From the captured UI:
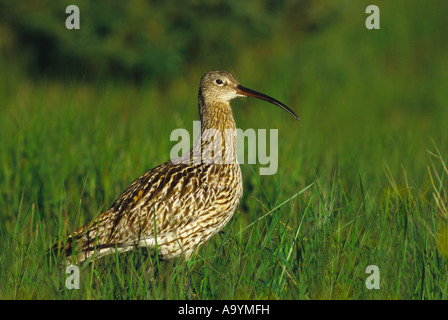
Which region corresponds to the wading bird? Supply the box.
[54,70,299,264]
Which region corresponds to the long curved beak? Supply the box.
[235,84,300,120]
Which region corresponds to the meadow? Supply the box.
[0,1,447,299]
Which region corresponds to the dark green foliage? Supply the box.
[0,0,320,81]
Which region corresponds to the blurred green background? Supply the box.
[1,0,448,299]
[1,0,339,81]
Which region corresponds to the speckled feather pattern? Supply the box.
[60,71,245,263]
[67,160,242,262]
[57,70,298,264]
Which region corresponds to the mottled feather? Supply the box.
[53,70,297,264]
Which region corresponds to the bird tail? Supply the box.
[49,209,133,264]
[49,233,82,265]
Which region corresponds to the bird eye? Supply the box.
[215,79,223,85]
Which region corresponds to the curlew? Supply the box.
[54,70,299,264]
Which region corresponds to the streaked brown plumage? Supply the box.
[55,70,299,264]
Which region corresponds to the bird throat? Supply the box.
[194,99,238,165]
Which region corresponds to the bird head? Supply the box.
[199,70,299,120]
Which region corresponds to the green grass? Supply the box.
[1,1,448,299]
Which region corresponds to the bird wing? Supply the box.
[62,161,240,261]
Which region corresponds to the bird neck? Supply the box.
[199,97,237,131]
[193,96,238,165]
